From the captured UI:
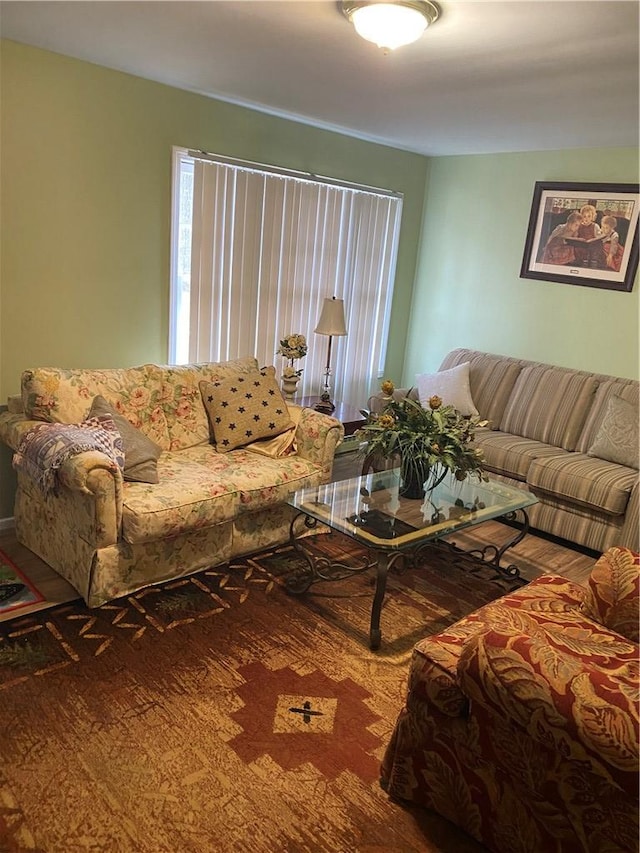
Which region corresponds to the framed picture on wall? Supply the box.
[520,181,639,292]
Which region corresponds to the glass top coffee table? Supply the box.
[286,467,538,650]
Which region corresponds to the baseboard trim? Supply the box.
[0,517,15,532]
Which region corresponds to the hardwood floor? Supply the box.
[441,520,596,585]
[0,451,598,623]
[0,531,79,622]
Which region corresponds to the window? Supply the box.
[169,148,402,407]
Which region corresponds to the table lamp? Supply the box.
[314,296,347,413]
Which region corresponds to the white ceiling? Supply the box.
[1,0,638,156]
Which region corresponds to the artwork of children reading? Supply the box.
[541,204,624,272]
[520,182,639,292]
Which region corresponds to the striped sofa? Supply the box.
[370,349,639,553]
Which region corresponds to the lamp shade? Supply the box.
[314,297,348,337]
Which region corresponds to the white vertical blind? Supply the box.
[174,150,402,408]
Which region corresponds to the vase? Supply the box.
[399,460,448,500]
[400,460,429,500]
[281,374,301,400]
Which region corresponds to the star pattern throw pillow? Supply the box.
[199,372,294,452]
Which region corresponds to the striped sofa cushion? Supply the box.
[526,497,627,554]
[439,349,522,429]
[501,366,598,451]
[474,429,566,481]
[528,453,637,516]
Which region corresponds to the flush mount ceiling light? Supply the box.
[342,0,440,51]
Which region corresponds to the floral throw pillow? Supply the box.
[199,372,293,452]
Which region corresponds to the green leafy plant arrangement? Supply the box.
[358,381,488,494]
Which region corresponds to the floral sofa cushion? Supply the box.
[20,357,267,454]
[21,365,171,449]
[120,444,320,545]
[406,575,588,719]
[149,356,262,451]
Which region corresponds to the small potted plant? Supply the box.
[277,333,308,398]
[358,381,488,499]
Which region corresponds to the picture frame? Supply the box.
[520,181,639,292]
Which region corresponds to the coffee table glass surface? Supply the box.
[286,468,538,649]
[287,467,537,550]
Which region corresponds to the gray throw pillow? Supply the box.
[89,395,162,483]
[587,394,639,469]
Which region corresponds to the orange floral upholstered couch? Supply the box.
[380,546,640,853]
[0,357,343,607]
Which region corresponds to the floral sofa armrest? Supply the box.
[406,634,469,717]
[58,452,124,548]
[458,626,640,795]
[0,412,41,452]
[581,546,640,642]
[293,406,344,483]
[0,412,123,548]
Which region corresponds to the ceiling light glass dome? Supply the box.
[342,1,440,51]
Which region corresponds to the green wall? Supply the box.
[0,40,428,392]
[1,40,638,522]
[0,40,428,518]
[404,149,639,383]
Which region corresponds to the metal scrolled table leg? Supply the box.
[285,510,377,595]
[284,511,319,593]
[453,508,530,582]
[369,550,405,650]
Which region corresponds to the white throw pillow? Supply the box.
[416,362,479,416]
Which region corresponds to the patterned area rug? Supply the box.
[0,549,44,616]
[0,533,520,852]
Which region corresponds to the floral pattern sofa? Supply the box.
[380,546,640,853]
[0,357,343,606]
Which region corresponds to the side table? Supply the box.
[297,396,366,437]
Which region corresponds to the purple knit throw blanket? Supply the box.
[13,415,125,496]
